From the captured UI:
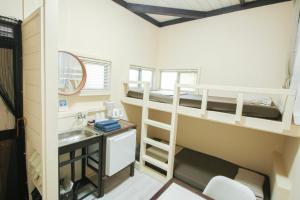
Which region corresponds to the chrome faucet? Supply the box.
[75,112,87,120]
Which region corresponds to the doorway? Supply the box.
[0,15,28,200]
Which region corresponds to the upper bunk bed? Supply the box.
[122,82,299,137]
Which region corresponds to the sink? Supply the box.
[59,128,98,147]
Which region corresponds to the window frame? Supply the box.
[159,69,200,91]
[79,56,111,96]
[129,65,155,88]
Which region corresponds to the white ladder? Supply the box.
[139,83,179,181]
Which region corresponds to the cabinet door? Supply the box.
[106,129,136,176]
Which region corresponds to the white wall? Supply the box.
[0,0,22,19]
[149,2,294,175]
[58,0,295,175]
[58,0,158,110]
[23,2,59,199]
[0,0,44,20]
[23,0,43,19]
[283,137,300,200]
[157,2,294,88]
[57,0,159,189]
[23,9,44,194]
[43,1,59,198]
[59,1,298,199]
[58,1,295,110]
[282,2,300,200]
[1,0,299,199]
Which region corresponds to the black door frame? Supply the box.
[0,16,28,200]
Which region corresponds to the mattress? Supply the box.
[174,148,238,191]
[135,145,270,200]
[127,90,282,121]
[174,148,270,200]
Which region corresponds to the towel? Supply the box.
[95,121,121,132]
[234,168,265,199]
[100,123,121,132]
[94,120,118,129]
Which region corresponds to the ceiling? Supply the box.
[113,0,291,27]
[126,0,257,22]
[147,14,179,22]
[126,0,253,12]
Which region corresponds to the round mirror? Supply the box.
[58,51,86,95]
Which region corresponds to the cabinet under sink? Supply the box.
[88,129,136,177]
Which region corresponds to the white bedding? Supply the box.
[243,95,272,106]
[234,168,265,200]
[158,183,206,200]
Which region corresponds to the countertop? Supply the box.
[87,120,136,137]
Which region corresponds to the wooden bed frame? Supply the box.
[122,81,298,182]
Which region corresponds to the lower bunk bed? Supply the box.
[136,144,270,200]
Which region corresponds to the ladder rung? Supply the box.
[146,101,173,112]
[142,155,168,171]
[144,119,171,131]
[144,138,170,151]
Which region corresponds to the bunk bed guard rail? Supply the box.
[123,82,296,133]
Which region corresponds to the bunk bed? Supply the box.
[122,81,297,198]
[127,89,282,121]
[135,144,271,200]
[123,82,297,135]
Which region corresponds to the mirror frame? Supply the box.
[58,51,87,96]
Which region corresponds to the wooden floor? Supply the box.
[79,168,163,200]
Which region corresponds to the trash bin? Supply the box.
[59,178,74,200]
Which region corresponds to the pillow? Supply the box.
[243,95,272,106]
[234,168,265,199]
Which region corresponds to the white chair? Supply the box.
[203,176,256,200]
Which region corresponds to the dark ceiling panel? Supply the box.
[112,0,292,27]
[127,3,207,19]
[112,0,160,27]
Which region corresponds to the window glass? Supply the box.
[129,67,153,88]
[141,70,153,87]
[129,69,139,82]
[160,71,177,90]
[76,56,111,95]
[179,72,197,91]
[129,68,139,88]
[160,70,198,91]
[84,63,105,90]
[179,72,197,85]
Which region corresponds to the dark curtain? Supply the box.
[0,19,15,114]
[0,15,28,200]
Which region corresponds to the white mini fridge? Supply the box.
[88,129,136,176]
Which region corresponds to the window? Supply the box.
[79,56,111,96]
[160,71,177,90]
[160,69,198,91]
[129,65,154,88]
